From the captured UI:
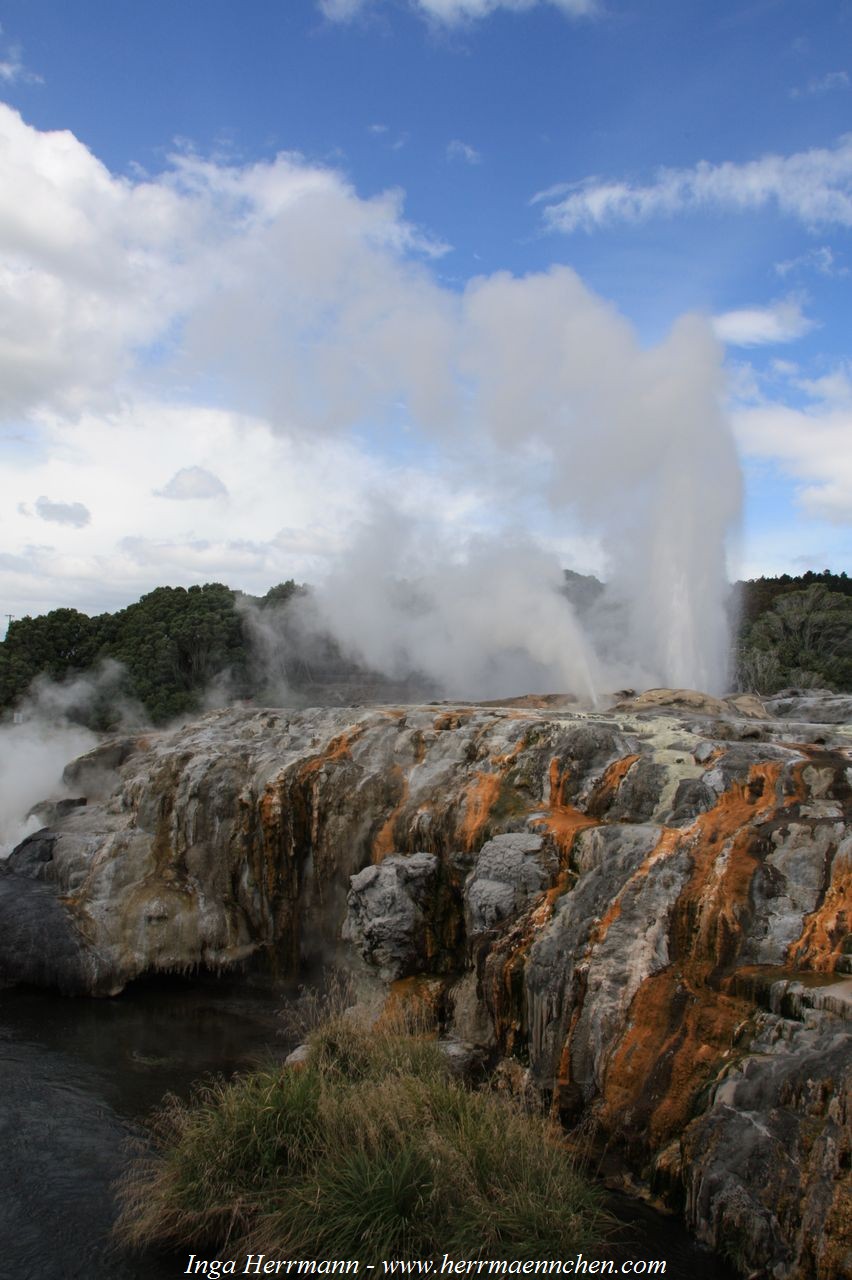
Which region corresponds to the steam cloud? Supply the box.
[0,662,145,857]
[195,258,741,698]
[1,105,744,709]
[253,276,740,701]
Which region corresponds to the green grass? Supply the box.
[115,1015,613,1263]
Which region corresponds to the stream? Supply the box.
[0,973,736,1280]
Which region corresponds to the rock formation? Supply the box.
[1,692,849,1278]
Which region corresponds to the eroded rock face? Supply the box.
[1,691,850,1278]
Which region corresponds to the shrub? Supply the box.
[116,1016,612,1263]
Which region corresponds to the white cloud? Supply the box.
[733,367,852,524]
[154,466,228,500]
[367,122,409,151]
[536,135,852,233]
[0,27,41,85]
[712,296,816,347]
[790,70,850,99]
[33,496,91,527]
[774,245,847,278]
[0,102,448,426]
[319,0,596,23]
[318,0,366,18]
[447,139,481,164]
[0,401,493,618]
[415,0,597,20]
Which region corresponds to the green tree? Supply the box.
[0,608,104,707]
[737,584,852,693]
[107,584,248,722]
[0,584,255,725]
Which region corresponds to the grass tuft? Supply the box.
[116,1015,613,1263]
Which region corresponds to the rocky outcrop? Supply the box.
[1,691,850,1277]
[764,689,852,727]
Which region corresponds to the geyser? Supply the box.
[266,276,742,701]
[169,157,741,698]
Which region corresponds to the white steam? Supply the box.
[198,260,740,696]
[293,278,740,700]
[311,518,601,701]
[0,107,743,697]
[459,276,740,694]
[0,716,96,856]
[0,662,145,858]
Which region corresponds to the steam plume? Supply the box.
[0,662,144,857]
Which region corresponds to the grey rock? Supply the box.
[764,690,852,725]
[702,741,793,795]
[284,1043,311,1069]
[0,872,90,994]
[0,695,848,1278]
[682,1007,851,1280]
[524,822,681,1094]
[550,723,634,803]
[603,756,668,821]
[343,851,439,981]
[667,777,716,826]
[4,828,58,880]
[438,1038,486,1078]
[465,832,555,934]
[62,736,144,797]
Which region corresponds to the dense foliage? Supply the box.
[734,569,850,631]
[115,1015,611,1263]
[735,582,852,694]
[0,582,302,726]
[1,570,849,724]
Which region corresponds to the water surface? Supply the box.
[0,974,736,1280]
[0,972,293,1280]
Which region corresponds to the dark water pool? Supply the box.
[0,973,295,1280]
[0,976,736,1280]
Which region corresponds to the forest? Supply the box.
[0,570,849,727]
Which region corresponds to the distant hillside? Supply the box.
[0,581,420,728]
[561,568,605,611]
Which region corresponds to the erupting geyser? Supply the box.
[290,275,741,701]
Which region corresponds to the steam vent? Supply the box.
[2,689,850,1279]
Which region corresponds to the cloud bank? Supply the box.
[31,497,92,527]
[733,366,852,525]
[155,466,229,500]
[712,297,816,347]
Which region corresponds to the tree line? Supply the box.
[1,571,849,727]
[0,582,302,727]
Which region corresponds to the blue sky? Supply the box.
[0,0,850,628]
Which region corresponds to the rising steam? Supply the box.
[195,262,740,699]
[271,277,741,701]
[0,108,743,705]
[0,663,145,857]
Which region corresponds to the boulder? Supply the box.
[343,851,439,981]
